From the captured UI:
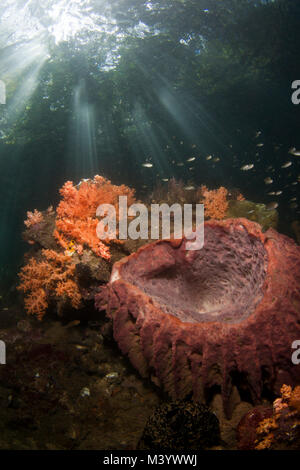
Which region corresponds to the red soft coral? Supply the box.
[200,185,229,219]
[54,175,136,259]
[18,249,81,320]
[24,209,44,228]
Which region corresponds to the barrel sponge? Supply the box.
[96,218,300,417]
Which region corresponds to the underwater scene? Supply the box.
[0,0,300,454]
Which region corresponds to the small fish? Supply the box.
[184,185,196,191]
[186,157,196,162]
[247,210,255,214]
[275,191,283,196]
[290,202,298,209]
[281,161,292,168]
[267,191,276,196]
[290,197,297,202]
[264,177,273,185]
[77,178,91,187]
[206,155,212,160]
[266,202,278,210]
[75,344,88,350]
[161,178,169,182]
[64,249,75,257]
[176,162,184,167]
[213,157,220,162]
[255,131,262,138]
[256,143,264,147]
[241,164,254,171]
[142,162,153,168]
[289,147,300,156]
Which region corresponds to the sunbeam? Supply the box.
[68,78,98,175]
[0,37,49,130]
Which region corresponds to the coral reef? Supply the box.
[150,180,243,216]
[254,385,300,450]
[22,206,57,249]
[18,175,139,320]
[226,200,278,231]
[24,209,44,228]
[150,178,198,205]
[96,218,300,417]
[54,175,136,260]
[236,405,273,450]
[18,249,81,320]
[137,400,220,450]
[200,185,229,219]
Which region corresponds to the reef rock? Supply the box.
[236,405,273,450]
[137,400,220,450]
[95,218,300,417]
[226,200,278,231]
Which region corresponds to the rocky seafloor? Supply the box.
[0,300,270,451]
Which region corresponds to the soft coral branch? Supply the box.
[54,175,135,259]
[18,249,81,320]
[24,209,44,228]
[200,185,229,220]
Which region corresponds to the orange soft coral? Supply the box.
[54,175,135,260]
[200,186,229,220]
[289,386,300,413]
[17,249,81,320]
[255,384,300,449]
[24,209,44,228]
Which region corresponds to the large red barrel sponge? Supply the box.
[95,218,300,417]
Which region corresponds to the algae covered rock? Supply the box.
[137,400,220,450]
[226,200,278,231]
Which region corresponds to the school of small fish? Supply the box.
[140,131,299,215]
